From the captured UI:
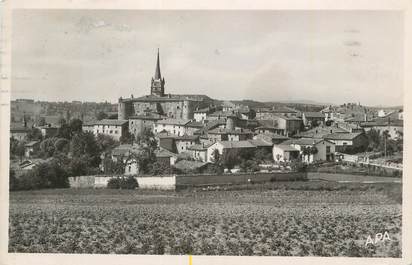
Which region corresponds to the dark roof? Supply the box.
[187,142,213,151]
[175,134,199,141]
[155,148,177,158]
[215,140,256,149]
[323,132,363,140]
[254,132,289,140]
[156,118,190,126]
[186,121,204,128]
[84,119,128,126]
[273,144,300,152]
[129,114,164,120]
[248,139,273,147]
[282,138,332,146]
[208,128,253,135]
[303,112,324,118]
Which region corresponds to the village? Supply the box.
[9,50,403,190]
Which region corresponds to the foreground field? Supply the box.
[9,182,402,257]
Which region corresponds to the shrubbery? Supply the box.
[10,161,69,191]
[107,176,138,189]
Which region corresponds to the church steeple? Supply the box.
[151,48,165,97]
[154,48,161,80]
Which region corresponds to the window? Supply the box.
[326,146,331,153]
[181,146,184,150]
[128,166,131,172]
[110,130,113,134]
[97,130,99,133]
[115,130,118,134]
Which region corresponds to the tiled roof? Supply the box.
[282,138,322,146]
[254,132,289,140]
[216,140,256,149]
[187,142,213,151]
[248,139,273,147]
[323,132,363,140]
[273,144,300,152]
[208,128,253,135]
[85,119,128,126]
[186,121,204,128]
[303,112,325,118]
[111,144,142,157]
[156,118,191,126]
[155,148,178,158]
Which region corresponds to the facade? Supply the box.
[128,113,163,137]
[118,50,211,121]
[301,112,325,127]
[206,140,256,162]
[38,125,59,138]
[323,132,368,153]
[24,141,40,158]
[272,145,300,162]
[283,138,336,163]
[82,119,129,140]
[154,119,192,136]
[187,142,213,162]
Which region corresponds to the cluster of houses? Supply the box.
[10,51,404,175]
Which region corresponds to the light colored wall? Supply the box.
[136,176,176,190]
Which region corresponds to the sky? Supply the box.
[11,10,403,106]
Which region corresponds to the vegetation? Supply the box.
[9,186,401,256]
[107,176,138,189]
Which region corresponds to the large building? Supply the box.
[118,49,212,122]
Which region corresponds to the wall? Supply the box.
[69,175,176,190]
[137,176,175,190]
[175,171,306,188]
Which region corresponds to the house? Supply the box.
[155,148,178,166]
[301,112,325,127]
[207,128,253,142]
[253,132,289,144]
[206,140,256,162]
[187,142,214,162]
[274,115,303,136]
[128,113,163,137]
[255,120,284,135]
[153,118,201,136]
[38,124,59,138]
[297,124,349,139]
[360,119,403,139]
[158,133,199,154]
[248,139,273,153]
[282,138,335,163]
[323,132,368,153]
[24,141,40,158]
[82,119,129,141]
[10,126,30,142]
[193,107,215,122]
[272,145,300,162]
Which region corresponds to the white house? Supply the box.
[206,140,256,162]
[272,144,300,163]
[282,138,336,163]
[82,119,129,141]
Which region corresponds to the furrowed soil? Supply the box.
[8,182,402,256]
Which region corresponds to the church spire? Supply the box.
[154,48,161,80]
[151,48,165,97]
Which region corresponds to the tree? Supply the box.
[96,111,108,121]
[54,138,70,153]
[25,127,43,141]
[39,137,58,158]
[37,116,46,126]
[119,130,134,144]
[69,118,83,135]
[70,132,101,167]
[219,149,241,171]
[210,149,220,164]
[96,134,118,152]
[150,161,175,175]
[57,123,73,139]
[254,148,272,163]
[366,129,381,151]
[382,130,390,157]
[68,157,88,177]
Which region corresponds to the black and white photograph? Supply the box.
[2,3,410,263]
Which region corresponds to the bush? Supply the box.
[107,176,138,189]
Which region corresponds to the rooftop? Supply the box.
[156,118,191,126]
[323,132,363,140]
[216,140,256,149]
[84,119,128,126]
[274,144,300,152]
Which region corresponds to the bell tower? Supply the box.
[150,48,165,97]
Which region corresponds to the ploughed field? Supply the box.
[9,182,401,257]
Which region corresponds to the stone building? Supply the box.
[118,49,212,121]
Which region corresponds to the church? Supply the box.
[118,49,212,121]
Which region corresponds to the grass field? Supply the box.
[8,181,402,256]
